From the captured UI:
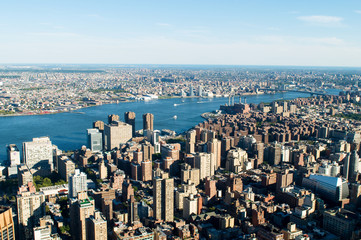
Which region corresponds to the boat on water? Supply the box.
[174,103,178,106]
[173,115,177,119]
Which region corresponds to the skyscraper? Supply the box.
[87,129,103,152]
[124,111,136,137]
[143,113,154,132]
[69,169,88,198]
[153,170,174,222]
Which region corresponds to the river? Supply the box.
[0,90,340,162]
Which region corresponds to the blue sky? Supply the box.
[0,0,361,66]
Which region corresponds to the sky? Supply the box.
[0,0,361,66]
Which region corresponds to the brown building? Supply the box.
[124,112,136,137]
[205,177,217,199]
[0,206,15,240]
[143,113,154,131]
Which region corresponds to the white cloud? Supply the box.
[355,10,361,14]
[297,15,343,25]
[156,23,171,27]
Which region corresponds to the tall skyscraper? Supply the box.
[153,170,174,222]
[17,183,46,240]
[87,129,103,152]
[143,113,154,132]
[69,169,88,198]
[124,112,136,137]
[0,206,15,240]
[23,137,53,175]
[104,121,132,150]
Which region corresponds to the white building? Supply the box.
[69,169,88,198]
[23,137,54,175]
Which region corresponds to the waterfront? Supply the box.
[0,90,339,162]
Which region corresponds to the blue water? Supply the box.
[0,90,339,162]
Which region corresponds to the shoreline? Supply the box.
[0,92,267,117]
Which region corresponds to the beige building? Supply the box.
[0,206,15,240]
[86,211,107,240]
[17,188,46,240]
[181,164,200,186]
[153,170,174,222]
[225,148,248,173]
[70,196,95,240]
[58,156,75,182]
[195,152,215,180]
[104,121,132,150]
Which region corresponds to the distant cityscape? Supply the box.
[1,65,359,116]
[1,66,361,240]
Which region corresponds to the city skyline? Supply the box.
[1,0,361,66]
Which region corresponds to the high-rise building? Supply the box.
[269,142,282,166]
[7,144,20,178]
[181,164,200,186]
[225,148,248,173]
[124,112,136,137]
[69,169,88,198]
[93,120,104,131]
[205,177,217,199]
[195,152,215,180]
[153,170,174,222]
[7,144,20,166]
[23,137,54,175]
[98,160,107,180]
[343,150,359,181]
[198,85,203,97]
[141,159,152,182]
[86,211,107,240]
[143,113,154,132]
[17,183,46,240]
[127,195,139,225]
[107,114,119,124]
[104,121,132,150]
[0,206,15,240]
[87,129,103,152]
[207,139,222,169]
[142,142,154,161]
[189,85,194,97]
[183,194,198,219]
[58,156,75,182]
[70,196,95,240]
